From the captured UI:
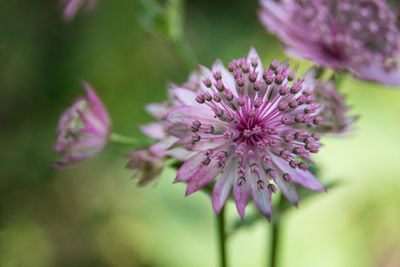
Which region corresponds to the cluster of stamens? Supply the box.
[294,0,400,69]
[186,56,324,192]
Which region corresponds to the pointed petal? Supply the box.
[139,122,166,139]
[145,102,169,119]
[356,64,400,87]
[250,177,272,220]
[212,59,238,96]
[175,152,205,183]
[274,175,299,206]
[172,87,200,106]
[212,159,235,214]
[233,176,250,219]
[165,105,223,125]
[247,47,264,80]
[82,81,110,126]
[272,154,325,191]
[186,160,220,196]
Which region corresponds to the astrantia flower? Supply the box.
[313,79,356,134]
[167,48,326,220]
[54,82,110,168]
[259,0,400,86]
[61,0,99,21]
[126,74,198,185]
[303,69,356,134]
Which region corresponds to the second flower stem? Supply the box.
[217,206,228,267]
[269,220,280,267]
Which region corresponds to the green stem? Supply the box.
[110,133,143,146]
[217,206,228,267]
[269,220,280,267]
[269,194,285,267]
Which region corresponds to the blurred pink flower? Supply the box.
[164,48,327,219]
[259,0,400,87]
[54,82,110,169]
[61,0,99,21]
[304,69,356,135]
[126,74,198,186]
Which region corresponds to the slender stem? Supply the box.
[269,194,286,267]
[110,133,144,146]
[217,206,228,267]
[269,220,280,267]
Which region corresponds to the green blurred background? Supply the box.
[1,0,400,266]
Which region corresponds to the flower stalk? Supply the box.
[217,206,228,267]
[269,219,280,267]
[110,133,144,146]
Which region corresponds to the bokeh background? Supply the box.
[1,0,400,266]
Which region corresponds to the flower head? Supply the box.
[54,82,110,168]
[303,69,356,135]
[259,0,400,86]
[126,74,197,185]
[61,0,99,21]
[167,48,327,220]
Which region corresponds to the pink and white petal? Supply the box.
[166,147,193,161]
[139,122,166,139]
[247,47,264,80]
[212,59,238,96]
[165,105,223,125]
[185,160,221,196]
[82,81,110,126]
[233,176,250,219]
[212,159,236,214]
[172,88,200,106]
[63,0,82,21]
[67,138,105,150]
[274,175,299,206]
[145,102,169,119]
[78,110,108,137]
[250,177,272,220]
[272,154,325,191]
[175,152,206,183]
[356,64,400,87]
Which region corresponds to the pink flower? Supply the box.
[166,48,327,220]
[303,68,356,135]
[126,73,198,185]
[61,0,99,21]
[259,0,400,87]
[54,82,110,169]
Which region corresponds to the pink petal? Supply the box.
[357,64,400,87]
[185,160,221,196]
[272,154,325,191]
[165,105,223,125]
[82,81,110,127]
[145,102,169,119]
[172,87,200,106]
[175,152,205,183]
[250,177,272,220]
[212,59,238,96]
[247,47,264,80]
[139,122,166,140]
[212,159,235,214]
[233,175,250,219]
[274,175,299,206]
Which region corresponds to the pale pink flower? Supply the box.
[166,48,326,219]
[61,0,99,21]
[259,0,400,87]
[54,82,110,168]
[126,73,198,185]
